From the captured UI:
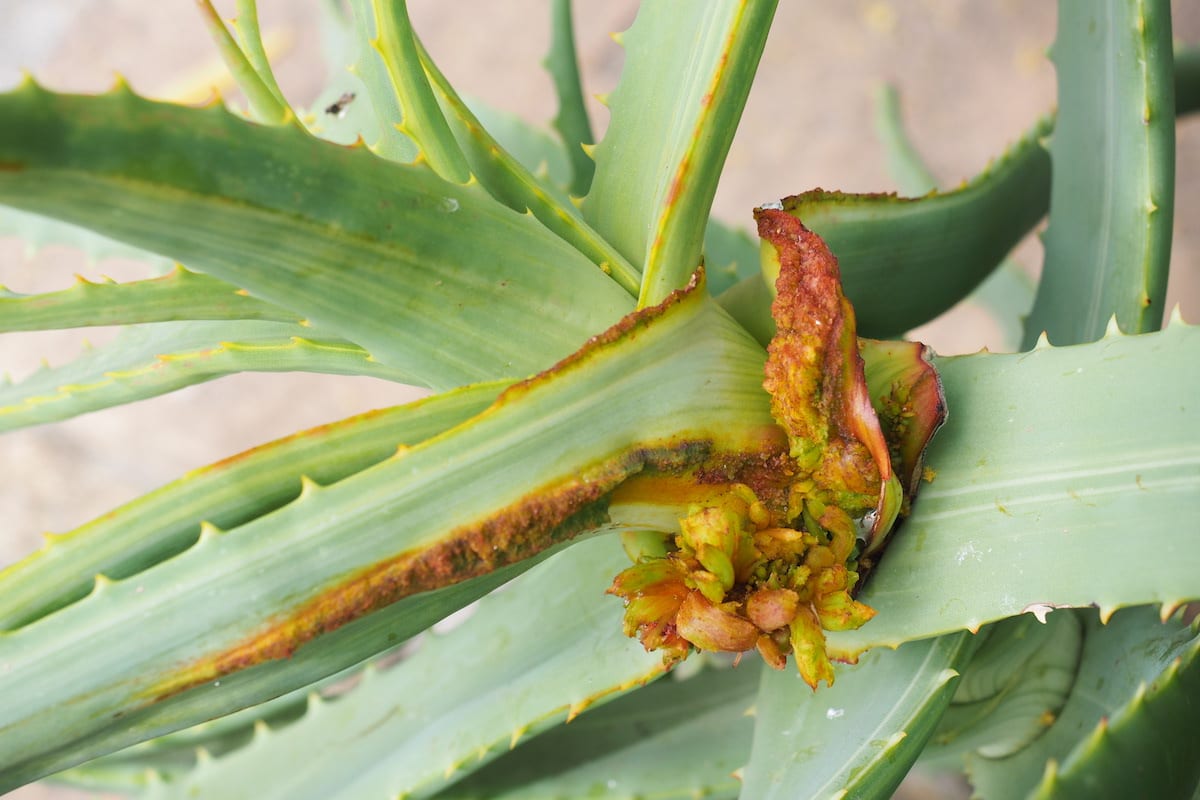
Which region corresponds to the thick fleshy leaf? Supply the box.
[415,36,640,295]
[0,282,781,789]
[740,632,975,799]
[0,81,633,389]
[757,208,900,545]
[437,664,759,800]
[584,0,777,306]
[0,320,410,432]
[872,83,1035,351]
[352,0,469,182]
[0,383,500,630]
[1024,0,1176,346]
[765,116,1052,340]
[859,338,948,505]
[142,538,665,800]
[0,266,295,331]
[544,0,596,198]
[967,608,1200,800]
[921,611,1083,766]
[827,319,1200,656]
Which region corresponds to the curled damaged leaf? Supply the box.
[609,210,942,690]
[756,207,902,552]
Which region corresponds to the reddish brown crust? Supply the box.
[755,208,887,494]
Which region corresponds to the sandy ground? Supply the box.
[1,2,1197,798]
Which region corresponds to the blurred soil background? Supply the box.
[1,2,1198,798]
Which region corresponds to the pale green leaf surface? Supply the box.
[545,0,596,197]
[741,632,975,800]
[194,1,289,125]
[416,37,640,294]
[0,320,410,433]
[0,266,297,332]
[146,538,666,800]
[467,98,572,193]
[967,608,1200,800]
[0,384,500,630]
[0,290,777,788]
[0,83,633,389]
[230,0,289,111]
[922,612,1083,768]
[827,321,1200,655]
[772,115,1052,340]
[336,0,418,159]
[437,664,759,800]
[872,82,1035,350]
[357,0,469,182]
[706,218,760,296]
[1024,0,1176,346]
[584,0,777,306]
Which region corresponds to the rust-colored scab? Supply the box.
[150,443,715,701]
[755,208,889,508]
[0,162,24,172]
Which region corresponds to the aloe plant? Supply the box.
[1,1,1198,798]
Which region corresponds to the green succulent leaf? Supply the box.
[740,632,976,799]
[415,34,641,294]
[0,383,500,630]
[354,0,470,182]
[0,320,410,433]
[194,0,291,125]
[872,83,1035,350]
[0,265,297,332]
[764,114,1052,340]
[0,285,778,789]
[0,82,633,389]
[584,0,777,306]
[826,319,1200,656]
[921,611,1084,768]
[339,0,418,160]
[143,538,665,800]
[1024,0,1176,346]
[438,663,759,800]
[545,0,596,198]
[0,206,170,268]
[967,607,1200,800]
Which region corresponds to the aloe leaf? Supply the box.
[438,664,759,800]
[921,611,1084,767]
[357,0,469,182]
[0,285,780,789]
[0,383,500,630]
[467,99,572,193]
[545,0,596,198]
[194,0,290,124]
[0,265,296,331]
[342,0,417,160]
[706,219,761,296]
[825,318,1200,656]
[1179,43,1200,113]
[966,608,1200,800]
[415,35,641,294]
[766,114,1052,340]
[1023,0,1176,347]
[872,84,1035,350]
[0,82,634,389]
[872,84,939,197]
[229,0,289,110]
[0,320,411,433]
[740,631,975,799]
[143,538,665,800]
[583,0,777,306]
[1029,621,1200,799]
[302,0,378,146]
